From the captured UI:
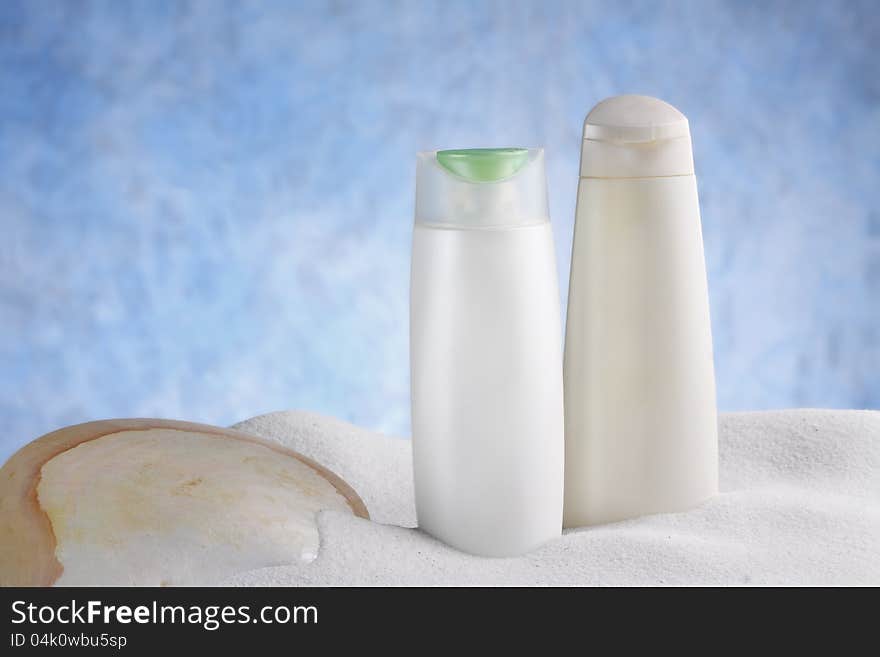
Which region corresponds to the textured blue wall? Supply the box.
[1,0,878,462]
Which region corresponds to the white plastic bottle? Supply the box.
[411,148,564,556]
[563,96,718,527]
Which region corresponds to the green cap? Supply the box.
[436,148,530,183]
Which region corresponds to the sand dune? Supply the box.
[224,409,879,586]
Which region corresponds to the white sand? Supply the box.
[225,409,879,586]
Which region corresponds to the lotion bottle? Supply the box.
[411,148,564,556]
[563,96,718,527]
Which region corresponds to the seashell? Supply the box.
[0,418,368,586]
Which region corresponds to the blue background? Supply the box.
[1,0,878,462]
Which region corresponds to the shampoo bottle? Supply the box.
[411,148,564,556]
[563,96,718,527]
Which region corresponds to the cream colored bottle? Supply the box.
[563,96,718,527]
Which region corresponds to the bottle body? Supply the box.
[411,221,564,556]
[563,175,718,527]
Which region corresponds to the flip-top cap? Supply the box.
[415,148,549,228]
[580,95,695,178]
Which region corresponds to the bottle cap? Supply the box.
[415,148,549,228]
[580,95,695,178]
